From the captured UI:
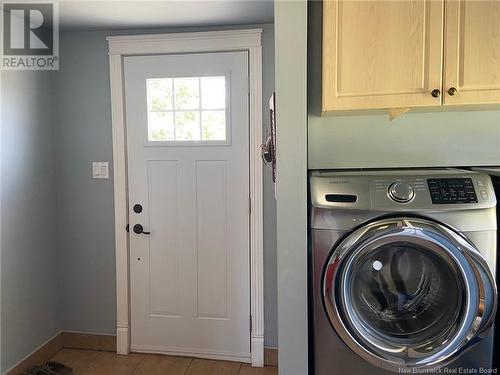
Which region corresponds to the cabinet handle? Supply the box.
[448,87,457,96]
[431,89,441,98]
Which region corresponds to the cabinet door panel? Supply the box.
[444,0,500,105]
[322,0,444,113]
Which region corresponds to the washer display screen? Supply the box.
[427,178,477,204]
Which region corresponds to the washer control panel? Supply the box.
[310,170,495,213]
[427,178,478,204]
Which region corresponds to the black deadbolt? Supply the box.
[133,204,143,213]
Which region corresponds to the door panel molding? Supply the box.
[106,29,264,367]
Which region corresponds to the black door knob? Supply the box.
[431,89,441,98]
[448,87,457,96]
[133,224,150,235]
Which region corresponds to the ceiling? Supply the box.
[59,0,274,31]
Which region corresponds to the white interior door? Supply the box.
[124,51,250,362]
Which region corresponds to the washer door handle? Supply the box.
[464,251,497,337]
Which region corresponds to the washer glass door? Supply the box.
[350,241,462,347]
[323,217,497,372]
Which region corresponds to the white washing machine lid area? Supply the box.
[323,217,497,372]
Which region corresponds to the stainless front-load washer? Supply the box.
[310,169,497,374]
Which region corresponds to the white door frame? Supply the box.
[106,29,264,367]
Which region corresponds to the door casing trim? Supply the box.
[106,29,264,367]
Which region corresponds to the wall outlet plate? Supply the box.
[92,162,109,179]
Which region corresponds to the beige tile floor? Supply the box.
[50,349,278,375]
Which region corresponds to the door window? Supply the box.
[146,76,227,142]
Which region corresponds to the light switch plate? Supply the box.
[92,162,109,179]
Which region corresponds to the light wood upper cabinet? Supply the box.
[443,0,500,106]
[322,0,444,114]
[322,0,500,114]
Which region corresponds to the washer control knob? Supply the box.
[388,181,415,203]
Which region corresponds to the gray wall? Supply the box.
[54,31,117,335]
[275,2,309,374]
[54,24,278,347]
[308,1,500,169]
[1,71,61,372]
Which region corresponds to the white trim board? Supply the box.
[106,29,264,367]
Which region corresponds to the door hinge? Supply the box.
[249,197,252,215]
[126,224,130,232]
[250,314,253,332]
